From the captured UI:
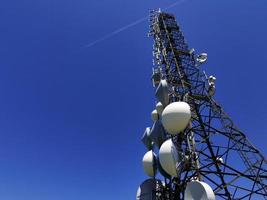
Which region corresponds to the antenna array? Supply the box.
[137,10,267,200]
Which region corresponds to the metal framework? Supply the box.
[148,10,267,199]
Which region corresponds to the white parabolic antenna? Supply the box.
[185,181,216,200]
[142,150,157,177]
[161,102,191,135]
[159,139,182,177]
[196,53,208,64]
[136,179,163,200]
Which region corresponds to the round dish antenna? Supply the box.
[142,150,157,177]
[185,181,215,200]
[161,102,191,135]
[159,139,183,177]
[136,179,163,200]
[196,53,208,64]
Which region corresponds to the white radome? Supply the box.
[151,109,159,122]
[136,179,163,200]
[185,181,215,200]
[161,102,191,135]
[142,150,157,177]
[159,139,181,177]
[196,53,208,64]
[156,102,164,115]
[216,157,224,167]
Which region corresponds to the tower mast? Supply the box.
[137,10,267,200]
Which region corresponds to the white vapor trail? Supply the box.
[163,0,186,11]
[84,0,187,48]
[85,15,149,48]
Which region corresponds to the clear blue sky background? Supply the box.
[0,0,266,199]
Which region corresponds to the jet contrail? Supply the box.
[85,15,149,48]
[85,0,187,48]
[163,0,186,11]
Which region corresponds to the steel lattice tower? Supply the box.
[138,10,267,200]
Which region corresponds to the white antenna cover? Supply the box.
[196,53,208,64]
[136,179,163,200]
[185,181,215,200]
[151,109,159,122]
[161,102,191,135]
[142,150,157,177]
[216,157,224,167]
[208,76,216,85]
[159,139,181,177]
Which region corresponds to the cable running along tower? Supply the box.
[137,10,267,200]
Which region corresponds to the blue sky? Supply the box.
[0,0,266,199]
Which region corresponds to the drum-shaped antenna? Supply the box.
[161,102,191,135]
[159,139,183,177]
[185,181,215,200]
[142,150,157,177]
[196,53,208,64]
[136,179,163,200]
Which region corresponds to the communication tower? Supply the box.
[137,10,267,200]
